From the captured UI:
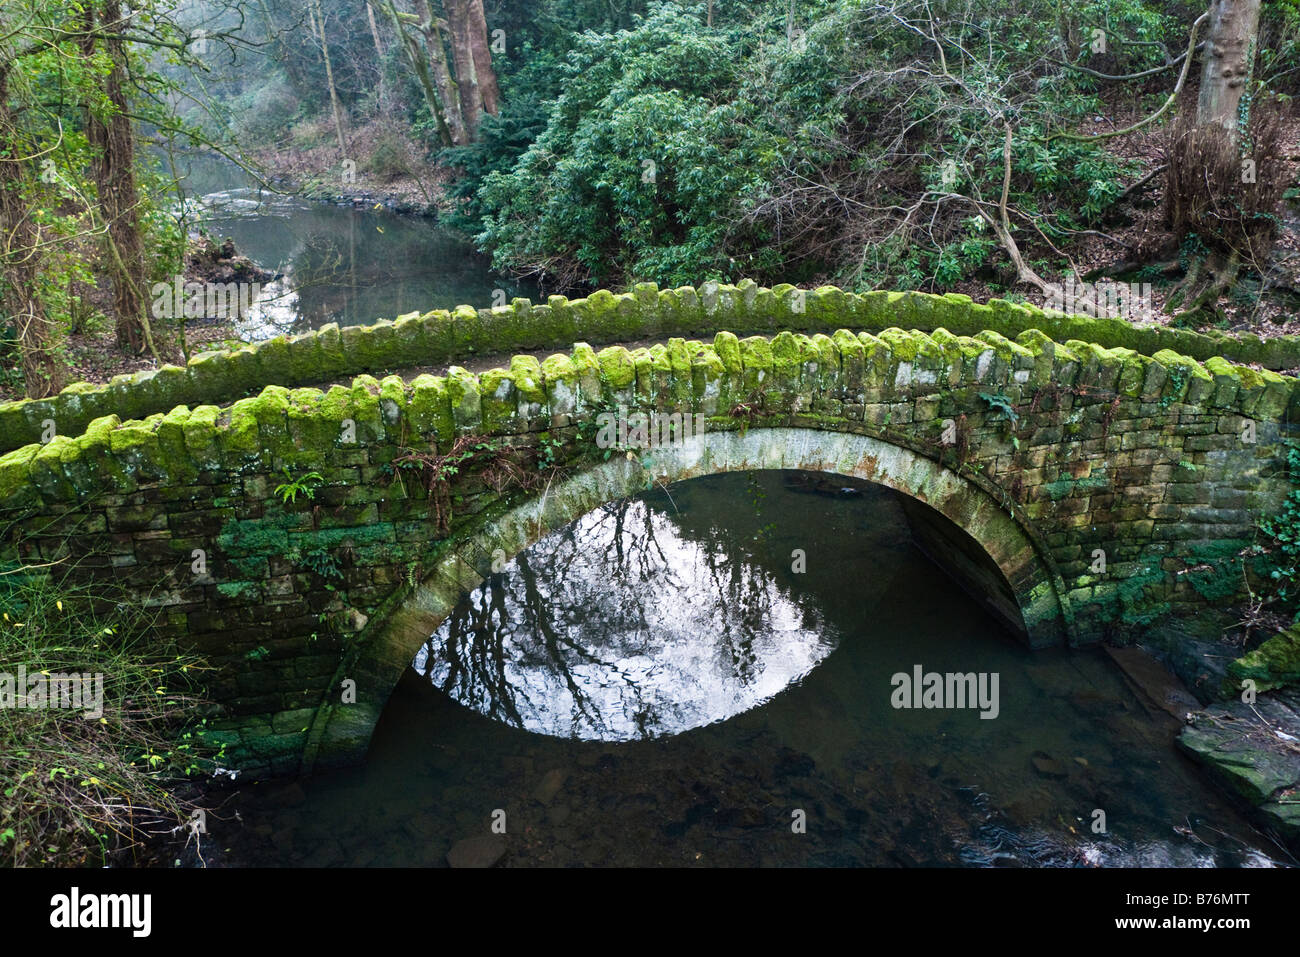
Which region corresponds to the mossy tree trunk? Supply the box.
[0,62,64,398]
[81,0,155,357]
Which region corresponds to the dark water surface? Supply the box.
[170,152,538,339]
[214,472,1283,867]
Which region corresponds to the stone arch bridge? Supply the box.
[0,283,1295,777]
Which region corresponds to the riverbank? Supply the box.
[248,116,452,217]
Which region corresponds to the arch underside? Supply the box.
[308,427,1071,771]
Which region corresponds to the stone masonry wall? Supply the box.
[0,312,1295,777]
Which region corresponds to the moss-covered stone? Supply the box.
[3,280,1299,456]
[1227,626,1300,693]
[445,367,482,433]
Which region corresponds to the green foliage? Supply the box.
[472,0,1161,292]
[476,3,782,287]
[274,468,325,505]
[1259,440,1300,606]
[535,434,567,471]
[1259,0,1300,92]
[0,545,209,867]
[1180,541,1256,603]
[1116,562,1172,628]
[978,391,1020,427]
[296,549,343,582]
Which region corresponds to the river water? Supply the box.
[171,152,538,339]
[213,472,1284,868]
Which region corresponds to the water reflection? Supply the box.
[215,471,1284,867]
[167,152,538,339]
[415,493,837,739]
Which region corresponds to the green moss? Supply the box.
[832,329,865,392]
[0,444,39,503]
[973,329,1034,367]
[769,331,801,378]
[877,327,921,362]
[217,580,261,600]
[1227,625,1300,692]
[220,393,273,460]
[569,343,603,409]
[479,365,519,432]
[445,366,482,433]
[400,374,448,442]
[689,343,727,407]
[5,280,1300,457]
[596,346,637,392]
[1042,472,1112,501]
[540,353,578,416]
[1116,563,1171,628]
[219,513,296,566]
[633,345,672,405]
[509,355,547,406]
[343,375,384,442]
[713,331,742,375]
[1181,540,1252,603]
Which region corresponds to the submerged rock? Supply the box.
[447,835,507,868]
[533,768,567,805]
[1030,751,1068,779]
[1104,645,1201,720]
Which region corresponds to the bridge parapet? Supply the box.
[3,281,1300,455]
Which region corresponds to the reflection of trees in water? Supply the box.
[416,488,833,740]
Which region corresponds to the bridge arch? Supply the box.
[306,426,1072,772]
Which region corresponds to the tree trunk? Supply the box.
[364,2,387,100]
[383,1,461,147]
[0,65,64,397]
[307,0,348,159]
[410,0,468,145]
[365,2,386,59]
[1196,0,1263,140]
[441,0,482,139]
[83,0,154,357]
[464,0,499,117]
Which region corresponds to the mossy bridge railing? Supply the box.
[0,282,1296,778]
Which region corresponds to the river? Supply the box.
[172,151,538,339]
[211,472,1284,868]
